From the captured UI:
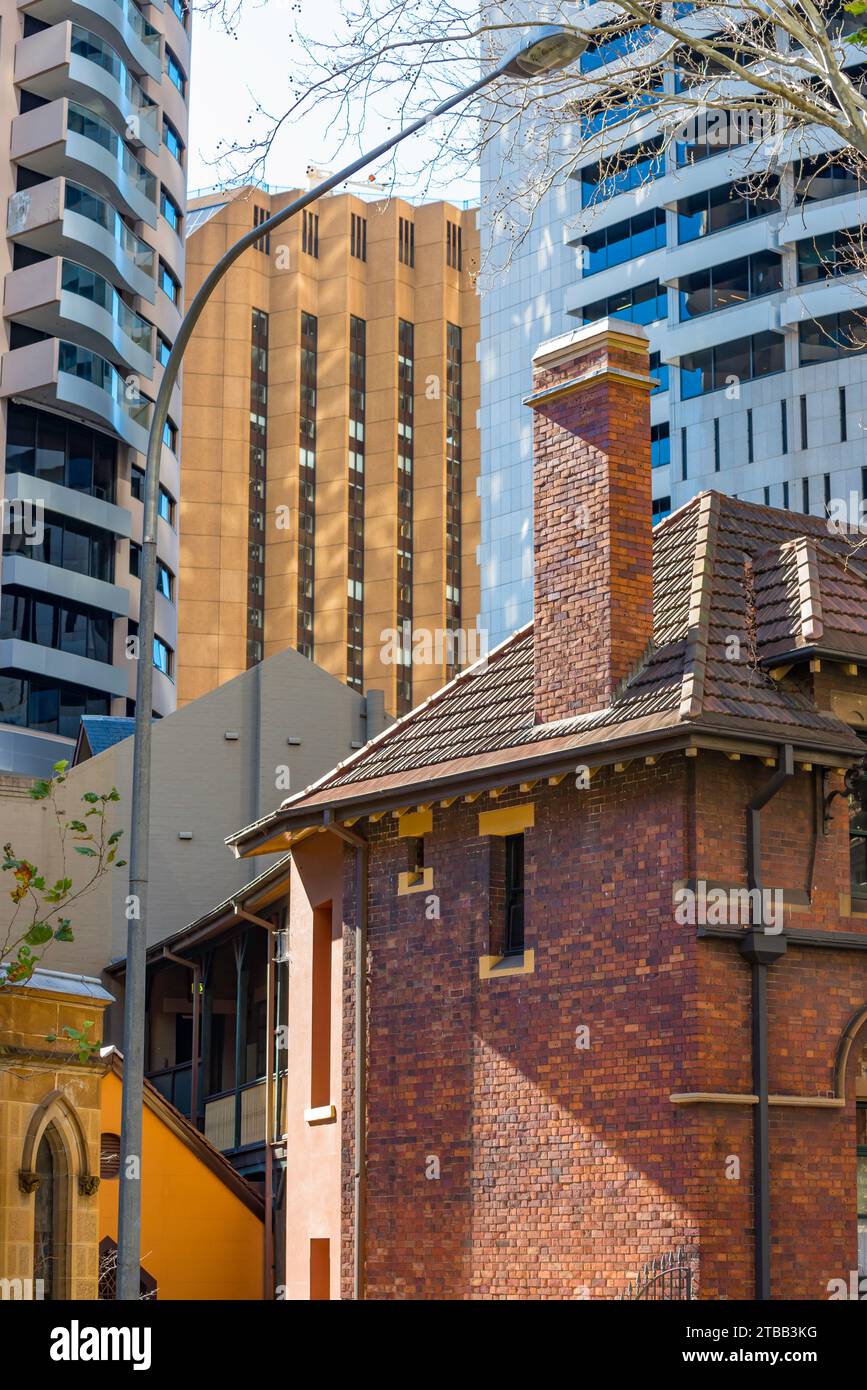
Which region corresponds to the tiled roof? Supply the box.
[230,492,867,840]
[77,716,136,758]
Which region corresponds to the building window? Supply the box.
[781,399,788,454]
[162,417,178,453]
[445,323,462,682]
[680,332,785,399]
[160,187,182,235]
[131,465,144,501]
[794,154,862,207]
[0,588,113,665]
[156,559,174,601]
[652,496,671,523]
[248,309,268,667]
[783,480,790,509]
[100,1133,121,1180]
[169,0,188,24]
[649,351,669,395]
[650,422,670,469]
[583,279,667,327]
[154,633,172,677]
[747,408,754,463]
[680,427,688,480]
[0,671,109,737]
[800,394,808,450]
[33,1125,64,1300]
[580,138,664,208]
[799,310,867,366]
[841,386,849,442]
[446,220,462,270]
[157,333,172,368]
[583,208,666,275]
[398,216,414,267]
[302,209,319,258]
[677,181,780,244]
[159,259,180,305]
[504,834,525,956]
[158,485,175,526]
[350,212,367,261]
[396,319,414,714]
[678,252,782,321]
[310,903,332,1109]
[796,228,859,284]
[3,512,114,583]
[165,46,186,96]
[253,205,270,254]
[802,477,810,513]
[347,315,365,690]
[162,116,184,164]
[5,403,115,501]
[297,311,317,659]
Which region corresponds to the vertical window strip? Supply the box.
[396,319,414,713]
[297,311,317,658]
[747,408,754,464]
[840,385,848,442]
[247,308,268,667]
[445,323,462,681]
[347,316,366,690]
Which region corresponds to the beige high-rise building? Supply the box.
[0,0,191,775]
[179,185,480,717]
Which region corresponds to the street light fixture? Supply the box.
[115,22,586,1300]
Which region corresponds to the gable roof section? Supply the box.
[73,716,136,765]
[228,492,866,853]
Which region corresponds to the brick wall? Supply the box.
[340,748,867,1300]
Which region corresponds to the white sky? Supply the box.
[186,0,481,202]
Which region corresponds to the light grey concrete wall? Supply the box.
[0,643,369,978]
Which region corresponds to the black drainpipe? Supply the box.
[739,742,793,1301]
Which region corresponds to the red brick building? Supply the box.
[230,319,867,1301]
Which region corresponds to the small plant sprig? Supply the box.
[1,761,127,987]
[46,1020,100,1065]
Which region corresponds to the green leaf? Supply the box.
[107,830,124,845]
[28,780,52,801]
[74,846,98,857]
[81,792,100,804]
[24,922,53,946]
[68,820,87,833]
[115,859,128,869]
[52,760,69,775]
[30,876,45,891]
[54,921,73,942]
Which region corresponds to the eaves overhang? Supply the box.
[227,718,864,860]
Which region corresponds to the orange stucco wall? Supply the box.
[99,1070,263,1300]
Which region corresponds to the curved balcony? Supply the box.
[0,337,151,452]
[11,99,157,227]
[14,23,160,156]
[4,258,154,379]
[18,0,162,84]
[7,179,155,303]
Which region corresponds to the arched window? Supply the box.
[33,1124,66,1300]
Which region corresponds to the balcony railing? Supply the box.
[61,258,153,354]
[68,101,155,205]
[64,180,155,276]
[58,339,150,430]
[204,1077,267,1152]
[71,23,158,137]
[147,1060,191,1115]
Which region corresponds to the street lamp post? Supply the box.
[115,22,586,1299]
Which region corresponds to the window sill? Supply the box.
[397,867,433,896]
[304,1104,336,1126]
[479,948,535,980]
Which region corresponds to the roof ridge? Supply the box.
[786,535,825,645]
[678,492,720,721]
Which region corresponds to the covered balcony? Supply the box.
[7,178,156,303]
[18,0,163,84]
[11,98,157,227]
[15,22,160,156]
[0,337,150,453]
[4,257,154,379]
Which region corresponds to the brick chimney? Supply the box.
[525,318,655,723]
